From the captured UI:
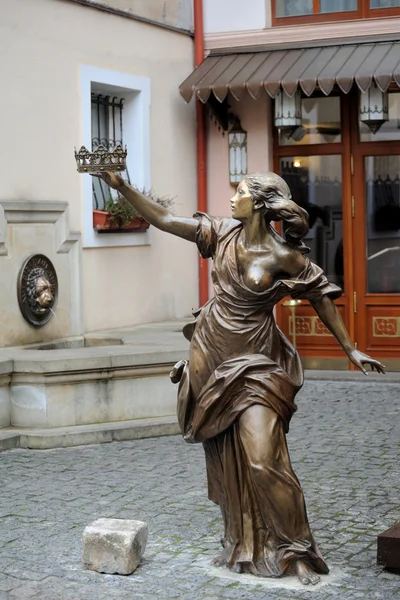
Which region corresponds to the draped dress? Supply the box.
[172,213,342,577]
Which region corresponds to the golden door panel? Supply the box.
[366,306,400,349]
[280,303,347,354]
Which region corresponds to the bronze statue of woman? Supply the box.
[95,171,385,585]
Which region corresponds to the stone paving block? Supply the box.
[82,518,148,575]
[0,379,399,599]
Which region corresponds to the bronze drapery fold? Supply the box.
[172,214,341,578]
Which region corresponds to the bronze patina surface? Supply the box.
[94,170,385,586]
[17,254,58,327]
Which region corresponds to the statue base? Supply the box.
[195,557,343,591]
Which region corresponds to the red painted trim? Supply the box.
[194,0,209,306]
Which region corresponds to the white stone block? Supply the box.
[83,518,148,575]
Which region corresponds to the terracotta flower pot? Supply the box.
[93,210,150,232]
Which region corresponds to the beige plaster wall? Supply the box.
[0,0,198,337]
[206,93,273,294]
[207,94,273,218]
[69,0,194,31]
[203,0,268,34]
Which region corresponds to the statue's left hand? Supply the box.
[349,349,386,375]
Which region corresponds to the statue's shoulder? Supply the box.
[194,213,241,238]
[214,216,241,239]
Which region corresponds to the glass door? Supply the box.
[352,91,400,367]
[275,94,352,368]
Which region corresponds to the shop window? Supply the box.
[365,155,400,293]
[279,155,344,288]
[272,0,400,24]
[277,96,341,147]
[370,0,400,7]
[275,0,313,17]
[360,92,400,143]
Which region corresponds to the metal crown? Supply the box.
[74,143,127,173]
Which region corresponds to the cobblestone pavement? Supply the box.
[0,379,399,600]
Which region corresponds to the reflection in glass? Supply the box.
[279,97,341,146]
[366,156,400,293]
[360,93,400,142]
[276,0,312,17]
[370,0,400,7]
[280,156,344,288]
[320,0,357,11]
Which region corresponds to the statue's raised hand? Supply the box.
[92,171,124,190]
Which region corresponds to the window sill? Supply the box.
[93,210,150,233]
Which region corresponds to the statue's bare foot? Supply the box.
[295,561,321,585]
[212,555,225,567]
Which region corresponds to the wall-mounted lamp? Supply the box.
[228,117,247,185]
[359,83,389,134]
[293,160,301,168]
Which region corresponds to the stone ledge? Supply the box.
[9,349,188,375]
[0,432,20,451]
[0,360,13,376]
[306,369,400,383]
[0,416,180,450]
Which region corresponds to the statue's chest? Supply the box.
[235,245,278,293]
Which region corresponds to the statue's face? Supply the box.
[230,181,254,221]
[35,277,53,309]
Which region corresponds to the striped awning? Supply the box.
[180,41,400,103]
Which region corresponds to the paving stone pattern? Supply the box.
[0,379,399,600]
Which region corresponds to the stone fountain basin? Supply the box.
[22,336,124,350]
[0,322,190,436]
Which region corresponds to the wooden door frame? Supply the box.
[350,88,400,357]
[274,86,400,367]
[273,91,353,366]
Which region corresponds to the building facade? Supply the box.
[0,0,198,347]
[182,0,400,370]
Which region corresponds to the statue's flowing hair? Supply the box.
[244,172,310,254]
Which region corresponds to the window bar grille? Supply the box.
[112,96,116,148]
[91,93,126,210]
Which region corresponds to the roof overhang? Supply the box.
[180,40,400,103]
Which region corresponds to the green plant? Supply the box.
[104,194,135,228]
[103,189,175,228]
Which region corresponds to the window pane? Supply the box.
[366,156,400,293]
[370,0,400,7]
[276,0,312,17]
[280,155,344,288]
[360,93,400,142]
[320,0,357,11]
[279,96,341,146]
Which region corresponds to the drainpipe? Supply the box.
[194,0,208,305]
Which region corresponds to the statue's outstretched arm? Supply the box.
[310,296,385,375]
[93,171,198,242]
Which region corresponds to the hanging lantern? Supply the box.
[359,83,389,134]
[228,118,247,185]
[274,89,302,135]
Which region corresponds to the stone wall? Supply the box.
[0,0,197,343]
[68,0,194,32]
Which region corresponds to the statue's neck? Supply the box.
[240,213,273,249]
